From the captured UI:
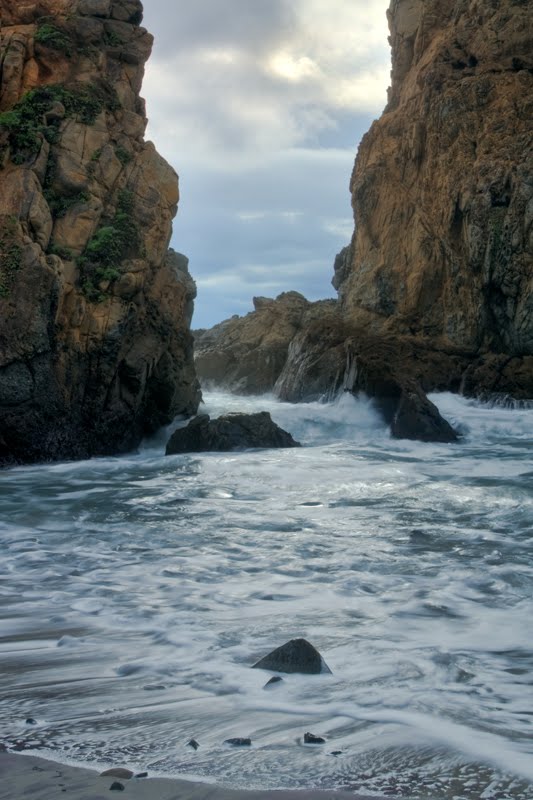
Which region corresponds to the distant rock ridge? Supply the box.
[194,0,532,439]
[194,292,343,400]
[0,0,200,464]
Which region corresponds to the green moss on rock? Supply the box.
[0,217,23,298]
[0,83,120,164]
[79,190,139,302]
[34,22,73,56]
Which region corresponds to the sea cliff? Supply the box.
[195,0,533,428]
[0,0,200,464]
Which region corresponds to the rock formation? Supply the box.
[0,0,200,464]
[165,411,300,455]
[340,0,533,390]
[194,0,532,438]
[252,638,332,675]
[194,292,313,394]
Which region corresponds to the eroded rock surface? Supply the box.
[194,292,313,395]
[0,0,200,464]
[193,0,532,439]
[341,0,533,365]
[165,412,300,455]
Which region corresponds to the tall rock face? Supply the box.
[340,0,533,361]
[0,0,200,464]
[194,0,532,441]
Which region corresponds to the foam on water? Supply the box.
[0,390,532,799]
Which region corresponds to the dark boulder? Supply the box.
[304,732,326,744]
[166,412,300,455]
[100,769,133,780]
[391,384,459,443]
[252,638,332,675]
[224,738,252,747]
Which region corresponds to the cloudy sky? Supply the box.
[141,0,391,327]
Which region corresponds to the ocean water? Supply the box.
[0,390,532,799]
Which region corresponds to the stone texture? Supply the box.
[391,383,459,443]
[165,412,300,455]
[340,0,533,368]
[194,291,311,395]
[252,638,332,675]
[0,0,200,464]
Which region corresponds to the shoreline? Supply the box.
[0,750,389,800]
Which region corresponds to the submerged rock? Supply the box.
[166,412,300,455]
[252,638,332,675]
[304,732,326,745]
[187,739,200,751]
[100,768,133,780]
[224,738,252,747]
[263,676,284,690]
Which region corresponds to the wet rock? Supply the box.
[263,676,284,689]
[100,768,133,779]
[109,782,125,791]
[166,412,300,455]
[252,638,332,675]
[304,732,326,744]
[330,750,343,756]
[224,738,252,747]
[187,739,200,751]
[135,772,148,778]
[391,384,459,443]
[25,719,37,726]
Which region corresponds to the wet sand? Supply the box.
[0,751,387,800]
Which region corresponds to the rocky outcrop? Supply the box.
[0,0,200,464]
[194,292,313,395]
[252,638,332,675]
[165,411,300,455]
[194,292,348,401]
[193,0,532,437]
[390,383,458,442]
[340,0,533,374]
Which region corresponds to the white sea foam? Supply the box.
[0,389,532,798]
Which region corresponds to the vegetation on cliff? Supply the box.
[0,0,200,465]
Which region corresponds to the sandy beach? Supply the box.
[0,751,388,800]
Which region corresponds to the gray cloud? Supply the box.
[143,0,294,56]
[139,1,391,326]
